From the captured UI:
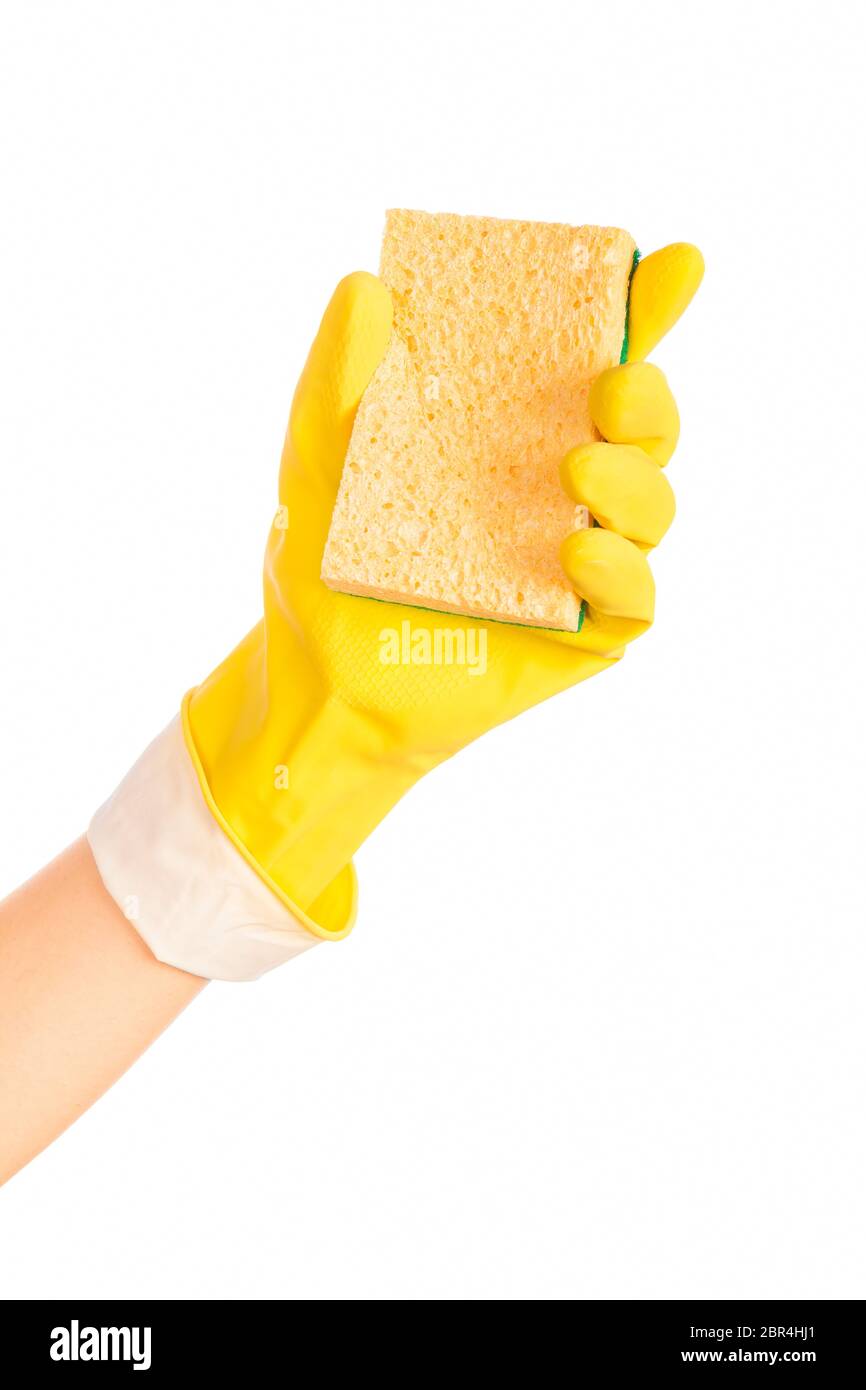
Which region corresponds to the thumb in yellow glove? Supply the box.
[88,243,702,979]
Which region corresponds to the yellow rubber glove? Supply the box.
[183,243,704,945]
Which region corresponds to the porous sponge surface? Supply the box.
[322,210,635,631]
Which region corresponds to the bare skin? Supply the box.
[0,837,205,1185]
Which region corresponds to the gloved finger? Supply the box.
[560,442,675,548]
[626,243,704,363]
[560,526,655,623]
[282,272,393,500]
[589,361,679,466]
[566,608,650,658]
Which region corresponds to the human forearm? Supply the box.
[0,837,205,1185]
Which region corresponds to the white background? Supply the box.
[1,1,864,1300]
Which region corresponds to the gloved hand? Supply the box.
[89,243,702,980]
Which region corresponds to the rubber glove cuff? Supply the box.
[88,717,328,980]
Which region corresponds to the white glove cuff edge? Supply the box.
[87,716,320,981]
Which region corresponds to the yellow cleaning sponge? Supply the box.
[322,210,636,631]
